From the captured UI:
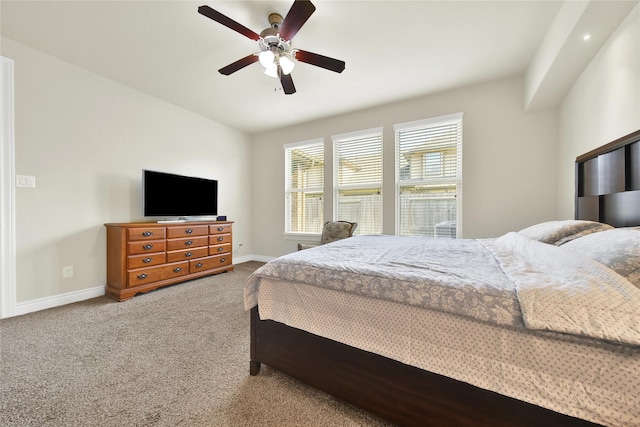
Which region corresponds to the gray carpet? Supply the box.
[0,262,392,426]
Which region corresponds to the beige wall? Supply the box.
[251,77,558,258]
[2,37,253,303]
[557,4,640,219]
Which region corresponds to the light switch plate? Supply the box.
[16,175,36,188]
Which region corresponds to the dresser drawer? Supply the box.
[128,240,166,255]
[213,253,232,268]
[209,243,231,256]
[127,253,166,269]
[166,247,209,263]
[127,227,166,241]
[166,225,208,239]
[190,253,232,272]
[189,255,220,273]
[209,234,232,245]
[210,224,232,235]
[166,236,208,251]
[127,262,188,287]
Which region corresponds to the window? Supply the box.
[284,139,324,234]
[395,113,463,237]
[332,128,383,235]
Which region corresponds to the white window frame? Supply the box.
[394,113,463,237]
[284,138,325,237]
[332,127,383,235]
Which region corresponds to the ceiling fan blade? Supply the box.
[279,67,296,94]
[218,54,259,75]
[279,0,316,41]
[198,5,260,41]
[294,50,345,73]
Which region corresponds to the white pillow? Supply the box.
[518,220,613,245]
[562,227,640,289]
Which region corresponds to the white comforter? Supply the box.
[245,233,640,345]
[484,232,640,346]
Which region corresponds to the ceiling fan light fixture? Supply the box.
[264,63,279,78]
[280,55,295,75]
[258,50,275,68]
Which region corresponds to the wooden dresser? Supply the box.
[105,221,233,301]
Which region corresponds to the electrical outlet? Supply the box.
[234,243,243,255]
[62,266,74,278]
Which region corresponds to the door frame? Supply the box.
[1,56,16,319]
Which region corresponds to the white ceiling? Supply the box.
[0,1,633,134]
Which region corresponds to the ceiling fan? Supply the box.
[198,0,346,95]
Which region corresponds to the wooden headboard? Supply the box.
[576,129,640,227]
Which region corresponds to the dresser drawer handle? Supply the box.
[143,244,153,250]
[174,267,182,273]
[142,257,152,263]
[185,240,193,246]
[185,251,192,257]
[142,231,153,237]
[196,262,203,268]
[217,236,224,242]
[185,229,193,234]
[137,273,148,280]
[217,227,224,231]
[217,246,224,252]
[220,258,226,263]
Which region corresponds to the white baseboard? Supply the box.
[234,254,275,264]
[232,254,252,264]
[14,285,105,317]
[10,255,275,318]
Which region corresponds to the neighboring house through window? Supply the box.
[284,139,324,234]
[395,113,463,237]
[332,128,383,235]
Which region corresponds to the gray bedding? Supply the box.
[246,235,523,326]
[245,233,640,345]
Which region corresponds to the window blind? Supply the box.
[395,113,463,237]
[284,139,324,233]
[332,128,383,235]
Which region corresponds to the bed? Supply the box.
[244,129,640,427]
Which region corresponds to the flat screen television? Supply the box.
[143,169,218,218]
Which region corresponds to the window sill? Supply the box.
[283,232,321,242]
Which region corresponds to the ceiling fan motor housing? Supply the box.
[259,13,289,54]
[268,13,283,28]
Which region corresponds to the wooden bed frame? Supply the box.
[576,129,640,227]
[249,129,640,427]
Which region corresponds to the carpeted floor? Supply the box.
[0,261,393,426]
